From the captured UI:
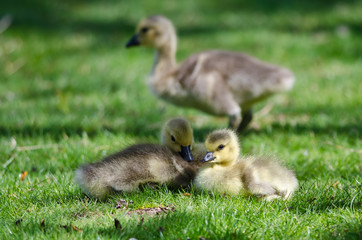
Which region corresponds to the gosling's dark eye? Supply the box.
[217,144,224,150]
[171,135,176,142]
[141,27,149,33]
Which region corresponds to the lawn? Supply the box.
[0,0,361,239]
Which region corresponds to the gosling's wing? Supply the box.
[176,50,294,96]
[75,144,180,198]
[244,155,298,199]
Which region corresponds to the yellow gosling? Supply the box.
[194,129,298,200]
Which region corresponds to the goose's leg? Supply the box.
[228,113,241,130]
[215,84,241,130]
[237,110,253,133]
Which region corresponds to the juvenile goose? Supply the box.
[75,118,204,199]
[126,15,295,132]
[194,129,298,200]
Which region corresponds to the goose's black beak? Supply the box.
[202,152,216,163]
[180,145,194,162]
[126,34,140,48]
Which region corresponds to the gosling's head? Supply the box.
[161,118,194,162]
[202,129,240,165]
[126,15,176,50]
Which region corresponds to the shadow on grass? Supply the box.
[244,121,361,139]
[288,181,361,214]
[1,0,361,37]
[0,0,135,34]
[8,179,361,238]
[10,206,361,239]
[89,210,361,239]
[0,123,161,140]
[19,200,360,239]
[242,104,361,139]
[194,121,361,140]
[201,0,358,13]
[0,117,360,141]
[10,206,247,239]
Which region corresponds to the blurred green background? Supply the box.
[0,0,361,239]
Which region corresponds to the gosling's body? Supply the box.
[75,144,194,199]
[194,129,298,200]
[126,16,295,131]
[75,118,205,199]
[241,155,298,200]
[195,160,243,195]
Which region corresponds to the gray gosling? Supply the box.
[126,15,295,132]
[194,129,298,200]
[75,118,204,199]
[161,118,206,164]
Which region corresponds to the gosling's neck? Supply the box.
[151,44,177,78]
[149,29,178,79]
[147,40,180,96]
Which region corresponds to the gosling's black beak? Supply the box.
[202,152,216,163]
[180,145,194,162]
[126,34,140,48]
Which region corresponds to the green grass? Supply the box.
[0,0,361,239]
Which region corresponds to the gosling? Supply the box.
[161,117,206,163]
[194,129,298,200]
[75,118,204,199]
[126,15,295,132]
